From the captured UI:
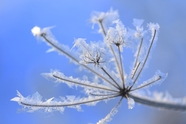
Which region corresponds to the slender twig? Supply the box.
[117,46,125,89]
[53,75,119,93]
[97,21,123,89]
[98,19,106,36]
[109,45,124,88]
[130,30,156,89]
[130,76,161,91]
[131,38,143,79]
[41,33,78,63]
[98,96,123,124]
[40,34,119,90]
[90,92,119,97]
[83,50,119,89]
[100,67,121,89]
[134,38,143,68]
[106,31,126,90]
[20,94,120,108]
[131,62,141,79]
[114,32,125,89]
[110,96,123,111]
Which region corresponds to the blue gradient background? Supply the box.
[1,0,186,124]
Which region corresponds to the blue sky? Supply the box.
[1,0,186,124]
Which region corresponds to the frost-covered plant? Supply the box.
[11,9,186,124]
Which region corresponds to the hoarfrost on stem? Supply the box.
[12,9,186,124]
[90,8,119,35]
[133,18,144,38]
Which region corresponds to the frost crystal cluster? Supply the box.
[12,9,186,124]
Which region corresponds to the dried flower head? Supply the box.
[12,9,186,124]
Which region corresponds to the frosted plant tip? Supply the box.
[31,26,41,36]
[147,23,160,31]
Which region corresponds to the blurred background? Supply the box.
[1,0,186,124]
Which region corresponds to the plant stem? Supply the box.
[130,30,156,89]
[40,34,119,90]
[20,94,120,108]
[53,74,119,92]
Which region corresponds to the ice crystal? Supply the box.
[11,9,186,124]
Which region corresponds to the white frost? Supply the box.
[12,91,112,113]
[90,8,119,34]
[11,90,24,102]
[133,19,144,38]
[97,98,122,124]
[128,98,135,109]
[31,26,41,36]
[147,22,160,31]
[133,70,168,90]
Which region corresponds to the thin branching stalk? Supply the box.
[131,38,143,79]
[131,76,161,91]
[109,45,124,87]
[41,34,119,90]
[130,30,156,89]
[98,19,107,36]
[117,45,125,89]
[98,20,124,89]
[89,93,120,97]
[41,33,78,63]
[76,42,120,89]
[53,75,119,92]
[134,38,143,68]
[131,62,141,79]
[97,96,123,124]
[100,67,121,89]
[20,94,120,108]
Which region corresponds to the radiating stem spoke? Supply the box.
[98,20,123,90]
[98,19,107,36]
[100,67,121,89]
[131,76,161,91]
[90,92,119,97]
[130,38,143,79]
[40,34,119,90]
[130,30,156,89]
[118,46,125,89]
[134,38,143,67]
[109,45,124,88]
[20,94,120,108]
[53,74,119,92]
[41,33,78,63]
[131,62,141,79]
[97,96,123,124]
